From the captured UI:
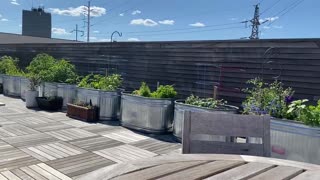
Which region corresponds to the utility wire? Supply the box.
[260,0,282,15]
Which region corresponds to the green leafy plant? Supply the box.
[78,74,122,91]
[133,82,151,97]
[242,78,294,117]
[26,53,56,81]
[133,82,177,99]
[26,54,78,83]
[286,99,320,126]
[185,94,226,109]
[0,56,25,76]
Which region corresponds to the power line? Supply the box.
[260,0,282,15]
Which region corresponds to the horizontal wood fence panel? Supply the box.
[0,39,319,105]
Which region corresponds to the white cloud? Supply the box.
[263,26,271,29]
[1,18,8,22]
[130,19,158,27]
[10,0,20,5]
[273,25,283,29]
[260,16,279,23]
[128,38,140,41]
[52,28,70,35]
[229,17,238,21]
[89,37,97,40]
[119,13,124,17]
[49,6,106,17]
[189,22,206,27]
[93,30,99,33]
[158,20,175,25]
[132,10,141,15]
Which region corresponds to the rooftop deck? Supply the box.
[0,95,181,180]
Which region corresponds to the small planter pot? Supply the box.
[20,78,30,100]
[77,87,120,121]
[173,100,239,141]
[36,97,63,111]
[270,118,320,165]
[26,90,39,108]
[3,75,22,97]
[120,93,174,134]
[67,103,99,122]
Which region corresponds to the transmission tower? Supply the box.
[70,24,84,41]
[82,1,91,42]
[242,4,268,39]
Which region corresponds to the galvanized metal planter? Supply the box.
[57,83,77,108]
[173,100,239,141]
[271,118,320,165]
[0,74,4,84]
[3,75,22,97]
[76,87,120,120]
[120,93,174,134]
[20,77,30,100]
[43,82,58,97]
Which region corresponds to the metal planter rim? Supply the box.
[175,99,239,112]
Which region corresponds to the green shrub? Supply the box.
[185,94,226,109]
[133,82,177,99]
[0,56,25,76]
[78,74,122,91]
[26,53,78,83]
[50,59,78,83]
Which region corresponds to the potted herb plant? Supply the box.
[121,82,177,133]
[25,73,41,108]
[242,77,320,164]
[67,100,99,122]
[173,95,239,141]
[77,74,122,120]
[36,96,63,111]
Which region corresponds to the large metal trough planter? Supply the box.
[270,118,320,165]
[3,75,22,97]
[57,83,77,108]
[173,100,239,141]
[20,77,30,100]
[43,82,58,97]
[76,87,120,120]
[120,93,174,134]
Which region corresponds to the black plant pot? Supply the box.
[0,84,3,94]
[36,97,63,111]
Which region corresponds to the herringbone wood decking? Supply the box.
[0,95,181,179]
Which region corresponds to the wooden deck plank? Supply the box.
[292,170,320,180]
[205,162,275,180]
[20,148,50,162]
[29,164,61,180]
[2,133,58,148]
[10,169,35,180]
[37,163,72,180]
[156,161,244,180]
[20,167,47,180]
[45,129,97,141]
[103,130,149,143]
[1,171,21,180]
[68,136,124,151]
[249,166,304,180]
[0,157,40,172]
[113,161,207,180]
[0,173,8,180]
[93,145,157,163]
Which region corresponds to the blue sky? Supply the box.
[0,0,318,42]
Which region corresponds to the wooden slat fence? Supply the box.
[0,39,320,105]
